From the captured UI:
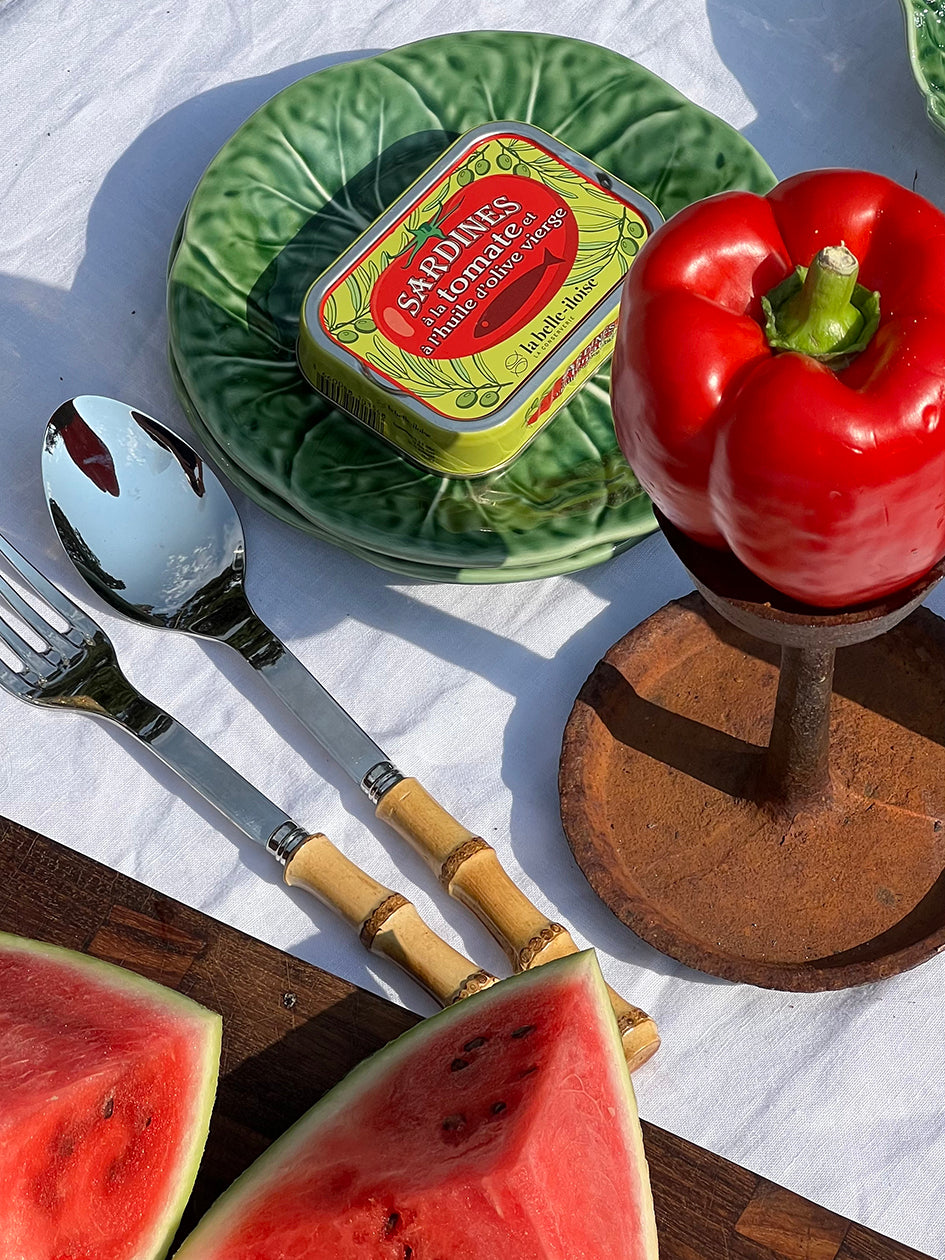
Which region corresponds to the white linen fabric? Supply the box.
[2,1,943,1253]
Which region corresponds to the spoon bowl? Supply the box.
[44,397,249,635]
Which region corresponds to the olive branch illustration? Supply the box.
[365,340,510,410]
[501,139,584,199]
[565,204,647,286]
[324,258,381,342]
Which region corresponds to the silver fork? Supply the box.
[0,531,496,1007]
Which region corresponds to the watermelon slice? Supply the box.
[0,931,221,1260]
[175,951,657,1259]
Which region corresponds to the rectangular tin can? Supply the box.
[298,121,663,478]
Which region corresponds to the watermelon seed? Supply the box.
[491,1101,507,1115]
[464,1036,488,1051]
[519,1064,539,1078]
[102,1097,114,1119]
[442,1113,467,1132]
[404,1248,413,1258]
[384,1212,401,1235]
[450,1057,469,1072]
[144,1116,152,1128]
[511,1024,536,1039]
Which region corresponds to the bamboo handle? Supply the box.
[375,778,660,1070]
[284,833,497,1007]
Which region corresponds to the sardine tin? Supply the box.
[298,122,662,478]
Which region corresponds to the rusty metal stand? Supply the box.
[559,514,945,989]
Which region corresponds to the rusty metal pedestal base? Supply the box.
[560,521,945,989]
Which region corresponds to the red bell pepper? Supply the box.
[611,168,945,607]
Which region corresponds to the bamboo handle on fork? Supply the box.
[283,832,496,1008]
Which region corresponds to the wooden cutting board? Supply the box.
[0,816,931,1259]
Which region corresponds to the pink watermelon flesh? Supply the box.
[175,951,657,1260]
[0,932,221,1260]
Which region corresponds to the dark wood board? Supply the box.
[0,816,932,1259]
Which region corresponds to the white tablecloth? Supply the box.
[2,1,943,1253]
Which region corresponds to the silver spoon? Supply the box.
[42,395,399,797]
[42,395,658,1069]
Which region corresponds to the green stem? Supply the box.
[762,244,880,362]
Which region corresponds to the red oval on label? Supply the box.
[371,175,578,359]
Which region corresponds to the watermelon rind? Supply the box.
[174,949,657,1259]
[0,930,222,1260]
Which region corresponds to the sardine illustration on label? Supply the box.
[298,123,663,477]
[474,248,568,340]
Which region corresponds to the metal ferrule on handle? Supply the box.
[362,760,404,804]
[266,822,312,865]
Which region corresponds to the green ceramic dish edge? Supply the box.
[169,343,653,582]
[899,0,945,136]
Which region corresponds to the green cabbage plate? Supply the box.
[167,30,774,581]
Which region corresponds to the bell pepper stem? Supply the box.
[777,246,862,351]
[762,244,880,361]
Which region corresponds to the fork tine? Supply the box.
[0,568,72,661]
[0,654,32,697]
[0,532,100,642]
[0,602,45,679]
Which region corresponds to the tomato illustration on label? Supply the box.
[371,175,578,359]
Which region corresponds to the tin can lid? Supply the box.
[300,121,662,436]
